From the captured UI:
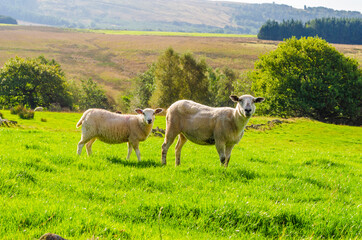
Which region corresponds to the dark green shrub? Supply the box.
[10,105,34,119]
[18,109,34,119]
[251,37,362,125]
[0,56,73,109]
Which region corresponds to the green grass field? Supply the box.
[0,110,361,239]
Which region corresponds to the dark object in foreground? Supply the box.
[39,233,67,240]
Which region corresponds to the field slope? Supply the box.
[0,110,361,239]
[1,25,361,100]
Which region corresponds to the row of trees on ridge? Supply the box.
[258,17,362,44]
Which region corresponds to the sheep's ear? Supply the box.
[154,108,163,114]
[230,95,240,102]
[254,97,265,103]
[135,108,143,114]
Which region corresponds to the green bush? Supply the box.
[18,109,34,119]
[9,105,34,119]
[251,37,362,125]
[0,56,73,109]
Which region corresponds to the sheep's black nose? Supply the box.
[147,119,152,124]
[245,109,252,115]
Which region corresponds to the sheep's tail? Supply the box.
[76,109,91,128]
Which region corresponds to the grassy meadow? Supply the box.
[0,110,361,239]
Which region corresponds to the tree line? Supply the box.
[0,15,17,24]
[258,17,362,44]
[1,38,360,125]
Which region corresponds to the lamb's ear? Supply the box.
[230,95,240,102]
[154,108,163,114]
[254,97,265,103]
[135,108,144,114]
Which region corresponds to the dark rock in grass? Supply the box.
[268,119,283,125]
[0,117,17,127]
[39,233,67,240]
[152,126,165,137]
[245,119,284,130]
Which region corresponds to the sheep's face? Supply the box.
[135,108,163,125]
[230,95,265,117]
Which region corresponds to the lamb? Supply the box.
[76,108,163,161]
[34,107,44,111]
[161,95,264,167]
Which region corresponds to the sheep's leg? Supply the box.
[161,131,178,165]
[126,142,133,160]
[175,133,187,166]
[86,138,96,156]
[131,141,141,162]
[77,135,92,155]
[77,141,85,155]
[224,145,234,167]
[215,141,226,166]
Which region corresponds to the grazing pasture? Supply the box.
[0,110,360,239]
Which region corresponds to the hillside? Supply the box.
[0,0,361,34]
[0,25,361,100]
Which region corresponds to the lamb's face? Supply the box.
[230,95,265,117]
[135,108,163,125]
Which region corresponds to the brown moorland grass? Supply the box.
[0,25,361,99]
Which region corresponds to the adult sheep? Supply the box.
[161,95,264,167]
[76,108,163,161]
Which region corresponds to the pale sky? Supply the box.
[214,0,362,13]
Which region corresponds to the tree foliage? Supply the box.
[0,15,17,24]
[208,67,237,107]
[0,56,72,109]
[78,78,112,110]
[135,64,156,108]
[258,17,362,44]
[152,48,209,108]
[251,37,362,125]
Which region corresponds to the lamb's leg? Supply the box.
[131,141,141,162]
[86,138,96,156]
[224,145,234,167]
[126,142,133,160]
[215,141,226,166]
[175,133,187,166]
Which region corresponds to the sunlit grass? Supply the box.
[0,110,361,239]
